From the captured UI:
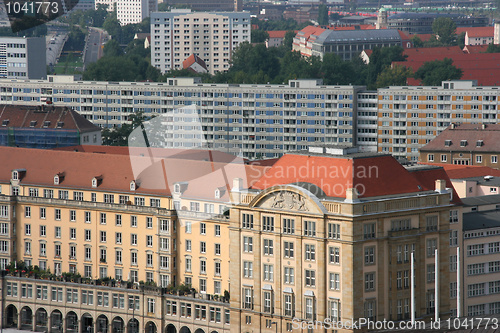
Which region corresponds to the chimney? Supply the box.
[435,179,447,193]
[344,188,360,203]
[232,178,243,192]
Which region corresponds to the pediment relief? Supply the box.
[257,190,322,214]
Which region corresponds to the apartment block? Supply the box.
[95,0,158,25]
[0,76,361,158]
[0,37,46,79]
[150,10,250,74]
[378,80,500,162]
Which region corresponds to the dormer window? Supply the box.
[11,169,25,181]
[57,122,64,128]
[174,184,181,194]
[215,188,221,199]
[29,120,37,127]
[92,176,102,188]
[43,121,50,128]
[54,175,59,185]
[444,140,452,147]
[2,119,9,126]
[476,140,483,147]
[460,140,467,147]
[12,170,18,180]
[130,181,136,191]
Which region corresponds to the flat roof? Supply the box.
[463,209,500,231]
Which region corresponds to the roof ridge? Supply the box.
[19,107,31,128]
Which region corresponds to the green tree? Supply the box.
[251,30,269,43]
[103,14,121,39]
[103,39,123,57]
[431,17,457,45]
[457,32,466,49]
[283,31,295,50]
[375,65,412,88]
[102,112,152,146]
[318,4,329,26]
[411,35,424,48]
[413,58,463,86]
[366,46,406,89]
[486,43,500,53]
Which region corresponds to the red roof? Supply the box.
[251,153,444,199]
[267,30,295,39]
[463,45,488,54]
[394,52,500,86]
[182,54,207,72]
[0,105,99,133]
[456,26,494,38]
[0,146,269,199]
[419,163,500,179]
[408,166,461,204]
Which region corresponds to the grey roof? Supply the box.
[388,13,463,20]
[458,176,500,186]
[315,29,402,45]
[461,194,500,207]
[463,209,500,231]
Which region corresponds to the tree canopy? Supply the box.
[318,5,329,25]
[102,112,153,146]
[413,58,463,86]
[431,17,457,45]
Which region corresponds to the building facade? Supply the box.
[0,105,102,148]
[0,37,46,79]
[419,123,500,169]
[150,10,250,74]
[95,0,158,25]
[0,145,465,332]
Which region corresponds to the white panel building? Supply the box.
[0,37,46,79]
[95,0,158,25]
[150,10,250,74]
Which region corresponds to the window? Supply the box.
[200,241,206,253]
[493,156,498,164]
[131,252,138,265]
[365,272,375,291]
[283,241,294,258]
[146,235,153,247]
[185,221,191,233]
[364,223,375,239]
[148,298,155,313]
[200,223,206,235]
[283,218,295,234]
[85,229,91,241]
[200,259,207,274]
[328,223,340,239]
[329,273,340,290]
[55,209,61,220]
[441,154,447,162]
[100,213,106,224]
[131,234,137,246]
[304,220,316,236]
[215,225,221,236]
[85,212,91,223]
[263,239,273,255]
[426,216,438,231]
[100,231,106,243]
[54,226,61,238]
[190,202,200,211]
[199,279,206,292]
[40,207,46,219]
[262,216,274,231]
[305,244,316,261]
[134,197,145,206]
[263,264,274,281]
[242,214,253,229]
[263,291,273,313]
[284,267,294,284]
[25,224,31,235]
[243,236,253,252]
[70,210,76,221]
[305,269,315,287]
[284,294,294,316]
[185,257,191,272]
[40,225,46,237]
[131,216,137,227]
[215,243,221,255]
[426,238,437,257]
[329,247,340,264]
[365,246,375,265]
[243,261,253,278]
[449,210,459,223]
[25,207,31,218]
[243,288,253,309]
[427,264,435,282]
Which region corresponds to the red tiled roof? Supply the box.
[456,26,494,38]
[0,105,99,133]
[421,123,500,152]
[251,153,436,199]
[408,166,461,204]
[182,54,207,72]
[267,30,295,39]
[0,147,269,199]
[394,52,500,86]
[463,45,488,53]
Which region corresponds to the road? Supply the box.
[83,27,109,68]
[45,28,68,67]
